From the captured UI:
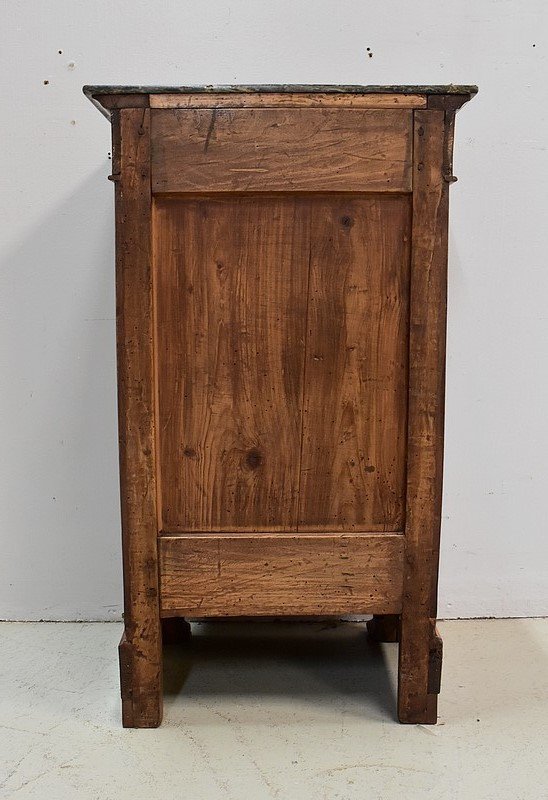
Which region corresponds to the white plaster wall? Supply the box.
[1,1,546,620]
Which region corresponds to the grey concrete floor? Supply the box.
[1,619,547,799]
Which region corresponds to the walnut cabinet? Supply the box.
[85,84,477,727]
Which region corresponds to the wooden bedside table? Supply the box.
[84,84,476,727]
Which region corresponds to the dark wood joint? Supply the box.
[118,631,134,701]
[428,623,443,694]
[442,110,458,184]
[366,614,400,643]
[161,617,192,645]
[427,93,473,111]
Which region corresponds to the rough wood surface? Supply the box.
[153,195,309,532]
[150,93,427,109]
[113,107,162,728]
[89,89,475,727]
[398,109,449,724]
[154,194,410,533]
[92,93,149,111]
[85,85,478,119]
[159,533,404,616]
[298,195,411,531]
[150,109,412,193]
[428,623,443,694]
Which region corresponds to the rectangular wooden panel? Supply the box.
[150,92,427,109]
[153,195,309,531]
[159,533,404,616]
[151,108,412,193]
[298,195,411,530]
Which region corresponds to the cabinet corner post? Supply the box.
[114,107,162,728]
[398,108,449,724]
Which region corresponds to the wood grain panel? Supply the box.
[298,195,411,531]
[159,533,404,616]
[150,93,427,109]
[153,195,309,531]
[151,109,412,193]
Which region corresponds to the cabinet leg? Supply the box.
[161,617,192,645]
[119,630,163,728]
[366,614,400,643]
[397,617,442,724]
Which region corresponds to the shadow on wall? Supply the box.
[0,167,123,620]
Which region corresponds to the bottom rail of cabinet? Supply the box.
[158,531,404,617]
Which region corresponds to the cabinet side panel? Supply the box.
[298,195,411,530]
[153,195,309,531]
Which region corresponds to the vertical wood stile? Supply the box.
[113,108,162,727]
[398,108,449,723]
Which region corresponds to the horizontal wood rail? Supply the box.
[159,532,404,617]
[150,92,427,109]
[150,108,412,193]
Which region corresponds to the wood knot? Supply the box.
[183,446,197,459]
[340,215,354,228]
[245,448,263,470]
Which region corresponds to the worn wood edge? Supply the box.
[159,528,404,537]
[150,107,413,194]
[398,622,442,722]
[149,92,427,109]
[428,623,443,694]
[158,532,405,617]
[89,93,149,119]
[84,84,477,119]
[397,108,449,725]
[159,531,404,539]
[114,107,163,728]
[151,190,415,200]
[118,631,163,728]
[85,83,479,94]
[427,93,475,111]
[118,632,134,726]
